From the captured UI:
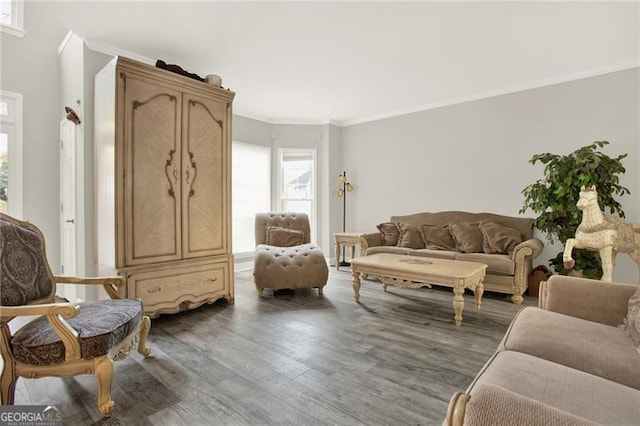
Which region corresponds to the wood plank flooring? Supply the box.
[13,268,534,425]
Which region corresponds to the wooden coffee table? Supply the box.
[349,253,487,326]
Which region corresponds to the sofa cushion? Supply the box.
[454,253,515,276]
[411,249,458,260]
[366,246,414,256]
[376,222,400,246]
[498,307,640,390]
[623,285,640,350]
[479,220,522,255]
[397,223,425,249]
[471,351,640,425]
[265,226,304,247]
[449,221,483,253]
[420,224,456,250]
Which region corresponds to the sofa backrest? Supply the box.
[389,211,534,240]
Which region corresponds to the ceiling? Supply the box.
[43,1,640,126]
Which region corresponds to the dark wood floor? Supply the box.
[14,268,534,425]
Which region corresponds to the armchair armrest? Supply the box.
[510,238,543,262]
[1,302,82,361]
[0,302,78,318]
[360,232,383,254]
[54,275,124,299]
[445,384,597,426]
[539,275,637,326]
[509,238,544,304]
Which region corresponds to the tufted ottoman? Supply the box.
[253,213,329,297]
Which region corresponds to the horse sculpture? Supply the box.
[563,186,640,281]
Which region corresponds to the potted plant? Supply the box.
[519,141,629,279]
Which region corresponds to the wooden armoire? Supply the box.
[94,57,235,317]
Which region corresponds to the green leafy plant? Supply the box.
[519,141,629,279]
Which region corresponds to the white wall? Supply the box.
[2,4,638,283]
[342,68,640,283]
[233,114,272,148]
[0,3,68,271]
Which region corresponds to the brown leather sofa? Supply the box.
[361,212,544,303]
[445,275,640,425]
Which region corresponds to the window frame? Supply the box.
[0,0,25,38]
[277,147,317,243]
[0,90,24,218]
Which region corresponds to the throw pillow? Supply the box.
[377,222,401,246]
[623,285,640,351]
[479,221,523,255]
[397,223,426,249]
[420,224,456,250]
[449,221,483,253]
[266,226,304,247]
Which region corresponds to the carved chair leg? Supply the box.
[318,286,324,297]
[137,316,152,357]
[0,326,17,405]
[94,356,115,417]
[0,363,17,405]
[256,285,264,297]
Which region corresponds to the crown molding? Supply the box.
[84,38,155,65]
[339,59,640,127]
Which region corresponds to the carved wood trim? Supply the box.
[186,151,197,198]
[188,99,223,127]
[164,149,177,198]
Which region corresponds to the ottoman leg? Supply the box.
[256,285,264,297]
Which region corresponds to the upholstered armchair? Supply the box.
[253,212,329,297]
[0,213,151,417]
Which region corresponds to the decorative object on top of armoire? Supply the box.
[155,59,204,82]
[94,56,235,317]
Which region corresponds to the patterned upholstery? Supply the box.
[11,299,144,366]
[0,213,151,417]
[0,218,54,306]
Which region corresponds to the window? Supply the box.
[278,148,316,241]
[0,1,24,37]
[0,91,23,218]
[232,141,271,254]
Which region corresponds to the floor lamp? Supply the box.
[337,171,354,266]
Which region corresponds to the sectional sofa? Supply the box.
[445,274,640,425]
[360,211,544,303]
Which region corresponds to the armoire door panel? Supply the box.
[124,75,183,265]
[181,95,227,258]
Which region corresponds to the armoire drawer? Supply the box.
[126,261,230,316]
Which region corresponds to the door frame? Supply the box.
[59,118,85,279]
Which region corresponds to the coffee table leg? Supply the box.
[453,287,465,326]
[474,280,484,310]
[335,242,341,271]
[352,270,361,303]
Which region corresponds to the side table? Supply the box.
[334,232,364,271]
